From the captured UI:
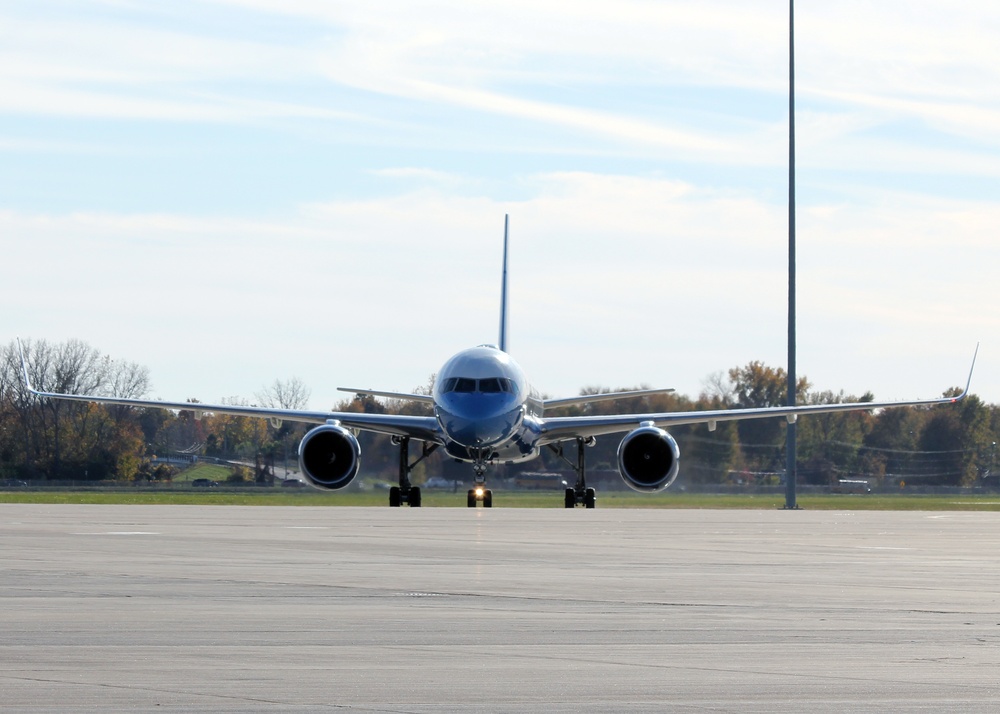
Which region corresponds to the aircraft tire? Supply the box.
[389,486,401,507]
[467,489,477,508]
[584,488,596,509]
[484,490,493,508]
[409,487,421,508]
[564,488,576,508]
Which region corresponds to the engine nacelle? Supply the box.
[297,423,361,491]
[617,425,680,493]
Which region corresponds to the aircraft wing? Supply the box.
[538,346,978,444]
[26,387,443,441]
[542,388,676,411]
[15,343,442,442]
[337,387,435,404]
[24,387,444,442]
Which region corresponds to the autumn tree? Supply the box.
[1,339,149,480]
[256,377,312,471]
[684,393,742,484]
[202,397,270,460]
[256,377,311,411]
[726,361,809,475]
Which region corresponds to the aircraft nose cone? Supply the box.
[437,401,524,448]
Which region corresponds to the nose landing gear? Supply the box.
[467,485,493,508]
[466,450,493,507]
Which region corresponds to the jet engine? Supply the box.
[617,425,680,493]
[297,423,361,490]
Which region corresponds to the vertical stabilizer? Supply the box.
[498,214,510,353]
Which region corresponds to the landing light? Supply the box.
[475,487,485,498]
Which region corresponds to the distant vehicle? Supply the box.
[425,477,460,489]
[279,479,305,488]
[834,479,871,494]
[191,479,218,488]
[1,479,28,488]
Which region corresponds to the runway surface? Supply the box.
[2,504,1000,712]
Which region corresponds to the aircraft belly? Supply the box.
[443,425,539,463]
[492,440,539,463]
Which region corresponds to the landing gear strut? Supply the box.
[390,436,438,507]
[466,450,493,508]
[549,437,597,508]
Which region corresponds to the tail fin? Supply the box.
[498,214,510,353]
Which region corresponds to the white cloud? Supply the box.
[3,170,995,406]
[0,0,995,408]
[2,1,997,173]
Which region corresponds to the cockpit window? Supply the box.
[479,378,503,393]
[442,377,516,394]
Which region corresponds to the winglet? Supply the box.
[953,342,980,402]
[15,337,37,395]
[498,214,510,353]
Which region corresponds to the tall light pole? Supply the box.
[784,0,799,510]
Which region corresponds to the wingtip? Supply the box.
[958,342,980,400]
[14,336,35,394]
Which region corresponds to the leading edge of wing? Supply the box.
[539,346,979,443]
[337,387,435,404]
[543,387,676,411]
[27,387,441,441]
[14,340,441,441]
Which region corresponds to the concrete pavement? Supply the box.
[2,504,999,712]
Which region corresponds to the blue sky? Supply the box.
[2,0,997,409]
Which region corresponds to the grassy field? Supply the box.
[174,464,233,483]
[3,489,1000,510]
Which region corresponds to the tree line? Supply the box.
[1,338,997,489]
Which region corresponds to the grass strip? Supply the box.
[3,490,1000,510]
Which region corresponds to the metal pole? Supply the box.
[784,0,799,510]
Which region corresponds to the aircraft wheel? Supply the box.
[389,486,401,507]
[584,488,596,509]
[409,487,422,508]
[564,487,576,508]
[483,489,493,508]
[467,489,477,508]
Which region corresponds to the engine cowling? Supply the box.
[617,424,680,493]
[297,423,361,490]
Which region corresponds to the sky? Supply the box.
[2,0,998,411]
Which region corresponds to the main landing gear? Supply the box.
[549,437,597,508]
[389,436,438,507]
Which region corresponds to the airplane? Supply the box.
[17,216,978,508]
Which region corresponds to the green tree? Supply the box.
[796,390,874,485]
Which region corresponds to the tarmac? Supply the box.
[2,503,1000,712]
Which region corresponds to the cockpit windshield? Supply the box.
[478,378,504,393]
[442,377,516,394]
